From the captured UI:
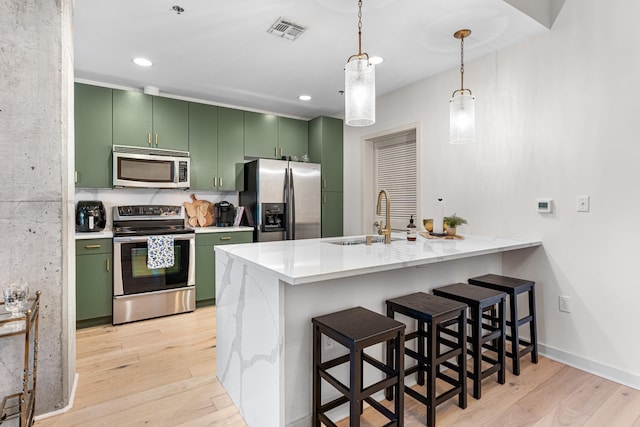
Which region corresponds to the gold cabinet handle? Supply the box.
[274,146,278,158]
[106,258,110,272]
[219,177,223,187]
[74,171,78,183]
[84,244,101,249]
[323,195,327,204]
[213,177,217,187]
[323,179,327,189]
[155,133,158,146]
[279,147,283,157]
[220,236,232,241]
[148,133,151,146]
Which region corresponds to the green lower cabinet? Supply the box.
[195,231,252,306]
[75,239,113,328]
[322,191,343,237]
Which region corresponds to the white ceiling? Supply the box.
[73,0,549,120]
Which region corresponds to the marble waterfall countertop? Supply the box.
[214,234,542,285]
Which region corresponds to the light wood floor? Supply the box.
[35,306,640,426]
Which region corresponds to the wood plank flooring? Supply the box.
[35,306,640,426]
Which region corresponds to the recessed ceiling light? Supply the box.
[298,95,312,101]
[369,56,384,65]
[133,57,153,67]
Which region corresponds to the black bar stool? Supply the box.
[312,306,405,427]
[432,283,506,399]
[385,292,467,427]
[469,274,538,375]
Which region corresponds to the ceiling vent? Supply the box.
[267,17,307,41]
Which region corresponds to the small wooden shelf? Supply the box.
[0,291,40,427]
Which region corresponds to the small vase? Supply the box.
[445,227,457,236]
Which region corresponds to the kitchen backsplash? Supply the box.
[75,188,239,231]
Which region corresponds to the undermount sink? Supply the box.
[324,236,403,246]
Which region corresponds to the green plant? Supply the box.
[444,213,467,228]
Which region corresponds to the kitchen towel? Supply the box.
[433,198,444,234]
[147,235,175,269]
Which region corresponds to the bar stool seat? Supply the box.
[469,274,538,376]
[432,283,507,399]
[385,292,467,427]
[312,306,405,427]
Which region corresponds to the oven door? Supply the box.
[113,233,195,296]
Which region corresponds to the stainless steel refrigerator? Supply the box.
[240,158,321,242]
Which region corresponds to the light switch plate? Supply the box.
[577,195,590,212]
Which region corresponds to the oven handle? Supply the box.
[113,233,195,243]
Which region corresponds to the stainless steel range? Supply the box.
[112,205,195,325]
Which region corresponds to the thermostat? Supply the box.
[536,198,553,213]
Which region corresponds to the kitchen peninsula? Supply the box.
[215,234,541,427]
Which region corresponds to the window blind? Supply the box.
[375,138,417,231]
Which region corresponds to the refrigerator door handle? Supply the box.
[283,167,290,240]
[289,168,295,240]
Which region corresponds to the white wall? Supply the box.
[344,0,640,389]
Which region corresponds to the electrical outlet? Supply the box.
[558,295,571,313]
[577,195,590,212]
[322,335,334,351]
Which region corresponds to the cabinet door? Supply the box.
[188,103,218,190]
[319,117,343,192]
[278,117,308,158]
[152,97,189,151]
[322,191,343,237]
[76,252,112,322]
[112,89,153,147]
[195,244,216,302]
[74,83,113,188]
[218,107,245,191]
[195,232,252,304]
[244,111,278,159]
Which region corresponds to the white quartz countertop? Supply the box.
[75,230,113,239]
[75,226,253,240]
[215,234,542,285]
[194,226,254,234]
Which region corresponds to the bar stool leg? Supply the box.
[312,324,321,427]
[529,286,539,364]
[350,348,361,427]
[417,319,426,386]
[426,320,437,427]
[471,306,482,399]
[497,298,506,384]
[458,311,468,409]
[394,329,405,423]
[385,305,395,401]
[509,292,521,376]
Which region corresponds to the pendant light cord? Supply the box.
[460,35,465,91]
[348,0,368,62]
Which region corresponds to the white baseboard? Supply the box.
[540,343,640,391]
[34,372,79,421]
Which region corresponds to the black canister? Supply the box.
[76,201,106,232]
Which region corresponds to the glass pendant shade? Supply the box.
[345,58,375,127]
[449,92,475,144]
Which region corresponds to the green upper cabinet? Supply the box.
[188,103,219,190]
[278,117,308,159]
[244,112,309,159]
[152,97,189,151]
[113,89,188,151]
[244,111,278,159]
[217,107,245,191]
[74,83,113,188]
[308,116,343,192]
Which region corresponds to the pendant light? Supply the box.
[345,0,375,127]
[449,29,476,144]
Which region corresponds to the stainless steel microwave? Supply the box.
[112,145,190,189]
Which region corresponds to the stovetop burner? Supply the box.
[112,205,194,237]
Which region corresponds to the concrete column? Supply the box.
[0,0,74,415]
